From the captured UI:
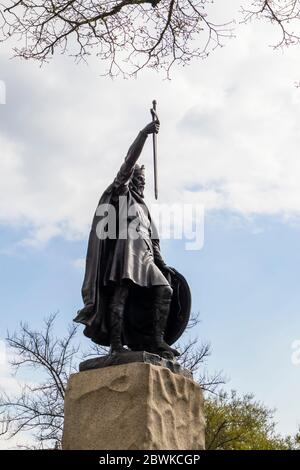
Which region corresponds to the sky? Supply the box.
[1,0,300,447]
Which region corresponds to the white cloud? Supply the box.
[0,340,6,366]
[1,4,300,247]
[72,258,86,270]
[0,434,34,450]
[0,345,36,449]
[0,347,27,396]
[0,80,6,104]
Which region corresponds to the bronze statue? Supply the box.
[74,105,191,360]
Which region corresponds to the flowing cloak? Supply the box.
[74,131,191,347]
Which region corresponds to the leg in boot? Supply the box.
[151,285,180,358]
[109,285,129,354]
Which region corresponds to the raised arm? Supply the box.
[113,121,159,193]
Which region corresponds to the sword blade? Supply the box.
[151,99,158,200]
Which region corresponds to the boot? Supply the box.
[109,306,128,355]
[151,299,180,358]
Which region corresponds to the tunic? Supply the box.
[99,130,169,287]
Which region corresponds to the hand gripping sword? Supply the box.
[150,99,159,200]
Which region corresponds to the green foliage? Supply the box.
[205,390,300,450]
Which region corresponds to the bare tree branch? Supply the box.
[0,314,80,448]
[0,0,234,77]
[241,0,300,49]
[177,311,226,392]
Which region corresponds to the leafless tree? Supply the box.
[0,314,79,449]
[0,0,234,77]
[1,1,300,77]
[0,312,224,448]
[241,1,300,49]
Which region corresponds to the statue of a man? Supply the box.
[74,120,191,359]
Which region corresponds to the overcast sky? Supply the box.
[1,0,300,447]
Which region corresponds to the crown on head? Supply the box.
[133,164,145,176]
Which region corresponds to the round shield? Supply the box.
[165,269,192,345]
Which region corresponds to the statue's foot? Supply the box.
[110,345,130,355]
[149,341,180,359]
[160,342,180,358]
[161,351,175,360]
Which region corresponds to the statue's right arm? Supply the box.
[113,130,148,194]
[113,121,159,195]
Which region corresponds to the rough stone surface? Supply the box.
[79,351,193,379]
[62,362,205,450]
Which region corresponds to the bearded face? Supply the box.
[131,165,146,197]
[132,173,145,197]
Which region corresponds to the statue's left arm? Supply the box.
[152,239,167,270]
[152,239,176,276]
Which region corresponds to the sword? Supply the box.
[150,99,159,200]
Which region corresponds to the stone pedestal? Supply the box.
[62,362,205,450]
